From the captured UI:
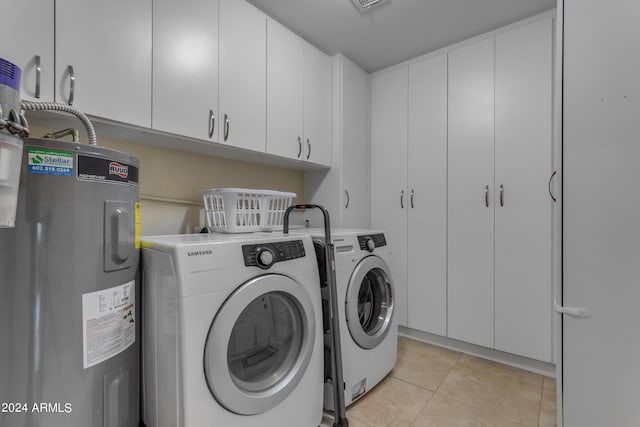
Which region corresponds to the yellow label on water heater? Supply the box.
[135,202,140,249]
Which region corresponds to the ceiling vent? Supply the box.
[351,0,390,12]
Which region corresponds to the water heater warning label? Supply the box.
[27,148,73,176]
[82,281,135,369]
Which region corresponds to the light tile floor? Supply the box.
[323,337,557,427]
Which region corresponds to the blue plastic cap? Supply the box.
[0,58,21,91]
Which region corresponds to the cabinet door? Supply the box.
[0,0,54,103]
[407,54,448,336]
[341,57,371,227]
[494,19,553,362]
[303,43,332,166]
[56,0,152,127]
[219,0,266,152]
[371,66,408,326]
[447,39,495,348]
[153,0,218,141]
[266,19,304,160]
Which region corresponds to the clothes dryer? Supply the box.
[141,233,323,427]
[299,229,397,408]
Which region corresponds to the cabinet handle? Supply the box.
[297,137,302,158]
[35,55,41,99]
[306,138,311,160]
[485,185,489,207]
[208,110,215,138]
[67,65,75,106]
[400,190,404,209]
[345,189,350,209]
[410,189,414,208]
[223,114,230,141]
[548,170,557,202]
[499,184,504,207]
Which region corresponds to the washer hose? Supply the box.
[20,101,97,145]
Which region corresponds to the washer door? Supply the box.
[204,274,316,415]
[346,256,394,350]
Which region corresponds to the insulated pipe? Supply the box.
[20,100,97,145]
[284,205,349,427]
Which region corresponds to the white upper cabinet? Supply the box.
[0,0,54,103]
[406,53,448,337]
[447,38,496,349]
[302,42,331,166]
[267,19,304,159]
[266,19,331,166]
[219,0,266,152]
[56,0,152,127]
[153,0,219,142]
[493,18,553,362]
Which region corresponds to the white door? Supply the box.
[219,0,266,152]
[266,19,304,160]
[447,39,495,347]
[56,0,152,127]
[494,19,553,362]
[371,66,408,326]
[302,42,331,166]
[563,0,640,425]
[0,0,54,103]
[407,54,448,336]
[152,0,218,141]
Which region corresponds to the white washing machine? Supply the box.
[141,233,323,427]
[298,229,397,408]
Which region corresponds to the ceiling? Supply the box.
[248,0,556,72]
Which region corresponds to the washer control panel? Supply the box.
[242,240,306,269]
[358,233,387,252]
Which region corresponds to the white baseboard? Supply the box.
[399,325,556,378]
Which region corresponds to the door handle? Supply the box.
[306,138,311,160]
[297,137,302,158]
[548,170,557,202]
[485,185,489,207]
[344,189,350,209]
[35,55,41,99]
[410,189,414,208]
[223,114,230,141]
[208,110,215,138]
[67,65,75,106]
[400,190,404,209]
[499,184,504,207]
[553,303,591,318]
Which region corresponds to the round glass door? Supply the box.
[204,274,316,415]
[346,256,394,349]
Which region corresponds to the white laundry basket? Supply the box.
[200,188,296,233]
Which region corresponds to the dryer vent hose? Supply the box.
[21,101,97,145]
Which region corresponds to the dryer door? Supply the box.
[204,274,316,415]
[346,256,394,349]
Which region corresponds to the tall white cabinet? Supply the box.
[372,16,554,362]
[371,66,409,325]
[56,0,152,127]
[0,0,54,103]
[371,55,449,331]
[448,19,553,361]
[493,19,552,362]
[447,38,496,348]
[305,55,370,228]
[406,54,448,336]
